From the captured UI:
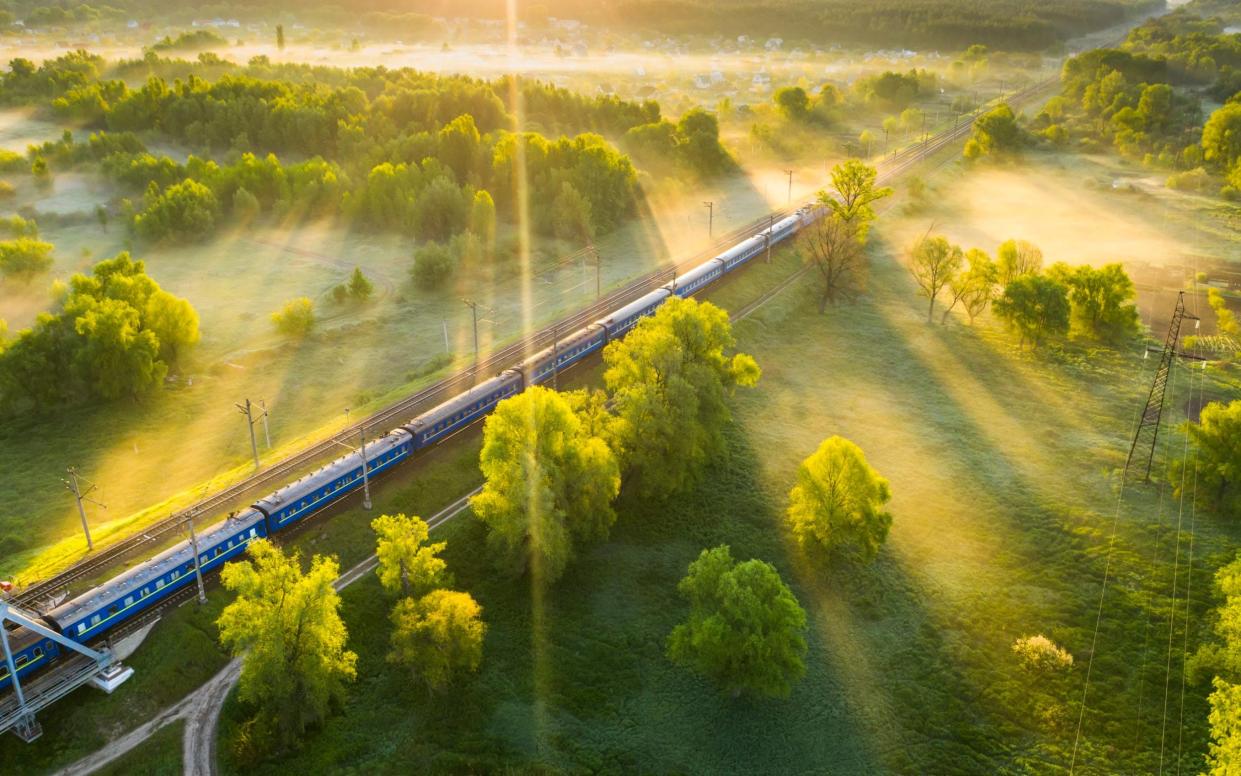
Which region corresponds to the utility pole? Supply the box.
[588,239,601,299]
[442,319,450,353]
[462,298,481,363]
[186,514,207,605]
[235,399,261,470]
[62,468,104,551]
[551,324,560,390]
[784,169,793,205]
[703,201,714,239]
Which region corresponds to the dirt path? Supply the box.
[51,491,478,776]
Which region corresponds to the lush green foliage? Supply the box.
[992,274,1071,347]
[0,238,54,280]
[150,30,227,52]
[909,235,965,323]
[217,540,357,752]
[0,252,199,411]
[819,160,893,243]
[666,545,807,698]
[411,240,457,289]
[603,297,760,497]
[964,103,1022,159]
[471,386,620,586]
[1048,262,1140,343]
[388,589,486,692]
[996,238,1044,285]
[1209,288,1240,339]
[270,297,315,338]
[1012,634,1074,675]
[371,513,449,597]
[1181,400,1241,519]
[786,436,892,562]
[944,248,998,324]
[133,178,219,242]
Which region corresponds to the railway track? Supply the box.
[12,72,1060,614]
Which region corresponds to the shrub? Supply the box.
[271,297,315,337]
[0,238,54,280]
[1012,634,1073,675]
[412,241,456,290]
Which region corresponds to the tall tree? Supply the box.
[909,235,964,323]
[667,545,807,698]
[1054,262,1140,343]
[992,274,1070,348]
[371,513,449,597]
[1203,103,1241,172]
[800,213,865,311]
[786,436,892,563]
[996,239,1044,285]
[603,297,760,498]
[346,266,374,301]
[1180,400,1241,518]
[143,289,201,366]
[471,386,620,585]
[943,248,998,325]
[217,540,357,748]
[774,86,810,121]
[817,160,893,242]
[389,589,486,692]
[964,103,1022,159]
[1209,288,1240,339]
[275,24,285,51]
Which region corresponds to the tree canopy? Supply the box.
[0,251,199,412]
[471,386,620,585]
[217,540,357,748]
[909,235,964,323]
[603,297,760,498]
[818,160,892,243]
[271,297,315,338]
[388,589,486,692]
[1051,262,1140,343]
[1181,400,1241,519]
[371,513,450,597]
[964,103,1022,160]
[786,436,893,563]
[667,545,808,698]
[992,274,1071,348]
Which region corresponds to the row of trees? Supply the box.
[908,235,1141,346]
[0,252,200,412]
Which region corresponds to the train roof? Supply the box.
[253,429,411,512]
[404,371,521,431]
[2,622,47,652]
[521,323,605,369]
[595,287,670,328]
[45,509,266,628]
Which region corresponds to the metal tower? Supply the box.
[1124,291,1199,483]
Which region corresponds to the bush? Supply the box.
[232,187,261,221]
[0,238,54,280]
[1012,634,1073,675]
[270,297,315,337]
[412,241,456,290]
[134,179,219,242]
[1166,167,1213,192]
[0,181,14,199]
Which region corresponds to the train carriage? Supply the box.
[44,511,268,643]
[403,371,523,448]
[523,324,608,386]
[253,430,414,532]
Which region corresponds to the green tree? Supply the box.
[996,239,1044,285]
[72,296,165,399]
[774,86,810,121]
[413,176,469,242]
[0,238,54,280]
[217,540,357,748]
[388,589,486,692]
[858,129,877,156]
[666,545,807,698]
[1057,262,1140,343]
[233,187,261,222]
[909,235,964,323]
[993,274,1070,348]
[964,103,1022,159]
[143,289,200,366]
[371,513,449,597]
[95,203,108,232]
[1209,288,1240,339]
[346,266,374,301]
[437,114,481,183]
[675,108,734,176]
[551,181,593,242]
[1203,103,1241,172]
[800,212,865,311]
[943,248,998,324]
[786,436,892,562]
[134,179,219,242]
[412,240,456,289]
[603,297,760,497]
[817,160,893,243]
[276,24,285,51]
[469,189,497,250]
[271,297,314,337]
[1181,400,1241,518]
[1208,677,1241,775]
[30,156,48,180]
[471,386,620,585]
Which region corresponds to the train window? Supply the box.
[77,623,86,635]
[125,596,133,607]
[33,648,41,659]
[15,656,26,667]
[91,614,101,625]
[156,579,165,590]
[109,605,119,615]
[171,570,179,581]
[251,528,258,537]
